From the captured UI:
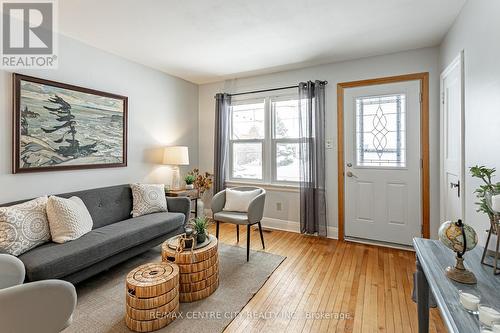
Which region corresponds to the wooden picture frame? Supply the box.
[12,73,128,173]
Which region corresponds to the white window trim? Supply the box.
[228,92,300,187]
[225,180,300,193]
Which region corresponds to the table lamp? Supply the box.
[163,146,189,190]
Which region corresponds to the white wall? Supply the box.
[199,47,441,238]
[440,0,500,246]
[0,35,199,203]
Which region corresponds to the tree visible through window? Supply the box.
[229,95,300,184]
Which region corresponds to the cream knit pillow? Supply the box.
[46,196,93,244]
[130,184,168,217]
[0,196,50,256]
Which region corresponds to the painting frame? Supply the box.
[12,73,128,173]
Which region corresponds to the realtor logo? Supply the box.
[1,0,58,68]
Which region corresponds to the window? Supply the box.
[230,101,265,179]
[272,99,300,182]
[229,94,300,184]
[355,94,406,167]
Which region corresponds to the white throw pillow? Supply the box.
[223,188,261,213]
[0,196,50,256]
[130,183,168,217]
[46,196,93,244]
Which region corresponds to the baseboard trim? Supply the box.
[207,209,339,240]
[261,217,338,240]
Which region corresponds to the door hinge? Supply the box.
[441,92,445,105]
[420,158,423,169]
[419,93,423,103]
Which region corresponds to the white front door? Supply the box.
[344,80,422,246]
[440,53,464,222]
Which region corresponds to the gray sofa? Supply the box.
[0,184,190,284]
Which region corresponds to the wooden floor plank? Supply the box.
[382,248,395,333]
[210,223,446,333]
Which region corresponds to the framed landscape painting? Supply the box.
[12,74,128,173]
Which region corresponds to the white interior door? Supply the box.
[344,80,422,246]
[440,53,464,222]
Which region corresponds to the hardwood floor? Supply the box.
[208,222,446,333]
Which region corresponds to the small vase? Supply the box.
[197,232,206,244]
[185,184,194,189]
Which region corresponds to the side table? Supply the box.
[125,262,179,332]
[162,235,219,303]
[165,189,199,218]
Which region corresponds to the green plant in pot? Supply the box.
[470,165,500,219]
[192,216,208,243]
[184,174,196,190]
[470,165,500,273]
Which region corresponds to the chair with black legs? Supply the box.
[211,187,266,261]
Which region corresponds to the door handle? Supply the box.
[450,181,460,198]
[346,171,358,178]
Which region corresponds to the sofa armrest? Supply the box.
[211,190,226,214]
[248,191,266,224]
[166,197,191,224]
[0,279,76,333]
[0,254,25,290]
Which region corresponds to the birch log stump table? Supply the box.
[125,262,180,332]
[162,235,219,303]
[414,238,500,333]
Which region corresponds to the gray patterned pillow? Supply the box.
[130,184,168,217]
[0,196,51,256]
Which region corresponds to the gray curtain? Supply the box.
[298,81,327,236]
[213,93,231,194]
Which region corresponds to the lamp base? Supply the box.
[171,166,181,190]
[445,256,477,284]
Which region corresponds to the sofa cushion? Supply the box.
[213,211,249,225]
[0,185,135,230]
[18,212,184,281]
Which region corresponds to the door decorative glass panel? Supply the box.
[355,94,406,167]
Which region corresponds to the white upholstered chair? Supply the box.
[0,254,77,333]
[211,186,266,261]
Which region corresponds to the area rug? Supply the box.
[63,244,285,333]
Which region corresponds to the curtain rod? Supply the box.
[227,80,328,97]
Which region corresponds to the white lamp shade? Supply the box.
[163,146,189,165]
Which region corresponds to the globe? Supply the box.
[438,220,478,254]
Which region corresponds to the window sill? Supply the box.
[225,180,299,193]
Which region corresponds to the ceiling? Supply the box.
[59,0,466,84]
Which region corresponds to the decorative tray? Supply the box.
[166,234,213,251]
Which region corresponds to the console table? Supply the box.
[414,238,500,333]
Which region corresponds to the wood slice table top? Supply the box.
[162,235,218,264]
[126,262,179,298]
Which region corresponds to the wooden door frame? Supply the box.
[439,52,465,222]
[337,72,430,241]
